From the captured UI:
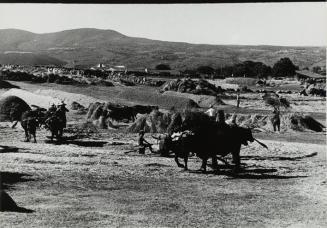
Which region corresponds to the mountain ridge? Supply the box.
[0,28,325,69]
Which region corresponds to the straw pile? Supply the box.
[225,113,325,132]
[0,95,30,121]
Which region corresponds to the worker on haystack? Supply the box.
[138,130,153,154]
[271,107,281,132]
[205,105,217,120]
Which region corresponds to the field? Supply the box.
[0,81,326,227]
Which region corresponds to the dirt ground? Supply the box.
[0,82,326,227]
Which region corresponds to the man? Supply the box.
[236,91,241,108]
[152,133,172,157]
[56,102,69,128]
[138,130,153,154]
[205,105,217,119]
[216,110,227,125]
[271,107,281,132]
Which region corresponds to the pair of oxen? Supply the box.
[159,112,267,173]
[12,108,66,143]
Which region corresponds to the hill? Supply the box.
[0,52,66,66]
[0,28,325,69]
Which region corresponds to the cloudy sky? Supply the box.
[0,3,326,46]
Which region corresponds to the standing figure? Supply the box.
[216,110,227,125]
[56,102,69,128]
[271,107,281,132]
[236,91,241,108]
[138,130,153,154]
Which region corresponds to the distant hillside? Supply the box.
[0,52,66,66]
[0,28,325,69]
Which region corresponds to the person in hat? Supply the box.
[138,130,153,154]
[56,101,69,128]
[48,103,57,114]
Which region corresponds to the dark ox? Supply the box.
[43,110,66,141]
[20,109,46,143]
[172,112,254,173]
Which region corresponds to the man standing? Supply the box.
[236,91,241,108]
[56,102,69,128]
[138,130,153,154]
[271,107,281,132]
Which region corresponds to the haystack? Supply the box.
[2,89,61,109]
[0,95,30,121]
[128,110,174,133]
[161,78,224,96]
[127,114,151,133]
[71,101,85,110]
[225,113,325,132]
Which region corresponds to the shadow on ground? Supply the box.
[189,164,308,179]
[0,190,34,213]
[0,172,35,213]
[242,152,318,161]
[44,139,108,147]
[0,172,35,190]
[0,145,20,153]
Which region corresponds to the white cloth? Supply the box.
[205,108,217,117]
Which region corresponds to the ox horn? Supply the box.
[254,138,268,150]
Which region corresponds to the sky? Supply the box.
[0,3,326,46]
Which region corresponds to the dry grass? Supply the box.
[0,121,326,227]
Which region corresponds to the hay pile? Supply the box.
[2,89,61,108]
[85,102,118,129]
[163,91,224,108]
[0,95,31,121]
[225,113,325,132]
[128,110,181,133]
[160,78,224,96]
[35,89,103,108]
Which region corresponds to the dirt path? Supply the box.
[1,123,326,227]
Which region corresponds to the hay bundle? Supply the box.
[128,115,151,133]
[0,95,30,121]
[71,101,85,110]
[86,102,103,120]
[288,113,325,132]
[225,113,324,132]
[128,110,174,133]
[161,78,224,96]
[263,92,290,109]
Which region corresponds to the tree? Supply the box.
[155,64,171,70]
[312,66,321,74]
[272,58,297,77]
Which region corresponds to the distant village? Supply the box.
[0,59,325,89]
